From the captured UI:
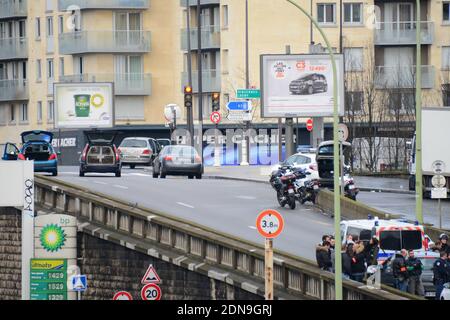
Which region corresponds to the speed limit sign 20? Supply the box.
[256,209,284,239]
[141,283,162,301]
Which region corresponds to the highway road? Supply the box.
[43,167,334,261]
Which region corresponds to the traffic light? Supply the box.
[212,92,220,111]
[184,86,193,109]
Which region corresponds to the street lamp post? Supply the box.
[285,0,342,300]
[415,0,423,224]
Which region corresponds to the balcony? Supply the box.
[374,21,434,45]
[0,0,27,19]
[59,73,152,96]
[0,37,27,60]
[181,69,220,93]
[58,0,149,11]
[181,26,220,51]
[0,79,29,102]
[375,65,435,89]
[59,31,151,55]
[180,0,220,6]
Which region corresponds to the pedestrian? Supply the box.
[439,234,450,255]
[316,241,332,272]
[364,236,380,266]
[433,251,449,300]
[392,249,409,292]
[406,250,425,296]
[350,241,366,282]
[342,243,354,280]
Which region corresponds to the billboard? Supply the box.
[260,54,345,118]
[54,83,114,128]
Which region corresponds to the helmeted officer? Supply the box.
[439,234,450,255]
[433,251,449,300]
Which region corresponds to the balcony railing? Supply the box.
[0,0,27,19]
[59,31,151,54]
[181,25,220,51]
[0,79,29,102]
[180,0,220,6]
[59,73,152,96]
[374,21,434,45]
[58,0,149,11]
[375,65,435,89]
[0,37,28,60]
[181,69,220,93]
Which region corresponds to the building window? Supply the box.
[9,105,15,123]
[59,57,64,77]
[444,2,450,23]
[344,3,362,24]
[389,91,414,115]
[37,101,43,123]
[47,59,54,79]
[0,106,6,125]
[58,16,64,34]
[443,85,450,107]
[222,49,229,74]
[222,5,228,28]
[443,47,450,70]
[35,18,41,39]
[36,59,42,81]
[344,48,363,71]
[20,104,28,122]
[346,91,363,114]
[47,16,53,37]
[318,3,336,24]
[47,101,54,122]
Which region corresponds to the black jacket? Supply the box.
[364,243,380,266]
[392,254,408,280]
[433,258,448,284]
[441,243,450,255]
[316,245,332,270]
[342,252,353,276]
[406,257,423,277]
[351,251,366,274]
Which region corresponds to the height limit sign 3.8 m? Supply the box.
[256,209,284,239]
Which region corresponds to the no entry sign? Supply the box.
[256,209,284,239]
[306,119,313,132]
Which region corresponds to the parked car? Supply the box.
[289,73,327,95]
[153,145,203,179]
[157,139,171,148]
[316,140,351,188]
[119,137,159,169]
[79,131,121,177]
[2,131,58,176]
[270,152,318,180]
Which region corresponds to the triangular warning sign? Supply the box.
[141,265,161,284]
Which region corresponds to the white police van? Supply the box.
[340,216,432,263]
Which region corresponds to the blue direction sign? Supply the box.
[226,101,252,111]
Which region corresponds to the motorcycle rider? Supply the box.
[433,251,448,300]
[406,250,424,296]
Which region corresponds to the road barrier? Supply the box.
[34,176,420,300]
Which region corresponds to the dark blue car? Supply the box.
[2,131,58,176]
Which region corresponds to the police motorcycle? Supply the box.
[342,165,359,201]
[294,169,321,204]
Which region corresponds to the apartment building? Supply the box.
[0,0,449,150]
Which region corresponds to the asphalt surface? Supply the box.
[42,166,334,261]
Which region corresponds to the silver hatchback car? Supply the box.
[118,137,159,168]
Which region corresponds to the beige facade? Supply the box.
[1,0,450,145]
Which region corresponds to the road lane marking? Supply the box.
[310,220,331,226]
[248,226,257,230]
[236,196,257,200]
[93,181,107,185]
[177,202,195,209]
[129,173,151,177]
[113,184,129,190]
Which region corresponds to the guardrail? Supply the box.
[34,176,418,300]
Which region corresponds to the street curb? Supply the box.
[205,175,414,194]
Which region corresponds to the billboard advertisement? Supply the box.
[260,54,345,118]
[54,83,114,128]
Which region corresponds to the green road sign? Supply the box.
[237,89,260,99]
[30,259,68,301]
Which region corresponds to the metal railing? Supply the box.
[180,0,220,6]
[181,69,220,93]
[374,21,434,45]
[59,31,151,54]
[0,79,29,101]
[34,175,417,300]
[375,65,435,89]
[0,0,27,19]
[59,73,152,96]
[0,37,28,60]
[58,0,149,10]
[181,25,220,51]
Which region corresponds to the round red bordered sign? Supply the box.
[210,111,221,124]
[306,119,313,132]
[256,209,284,239]
[141,283,162,301]
[113,291,133,300]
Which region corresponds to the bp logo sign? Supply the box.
[40,224,67,252]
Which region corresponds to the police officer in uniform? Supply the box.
[433,251,449,300]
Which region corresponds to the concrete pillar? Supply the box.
[310,117,324,148]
